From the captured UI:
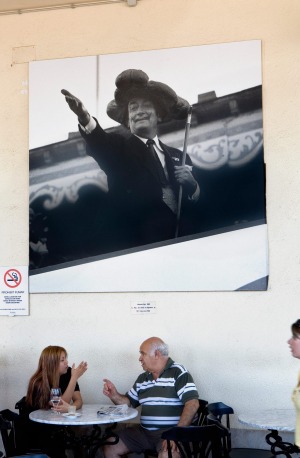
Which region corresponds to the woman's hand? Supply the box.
[51,398,69,414]
[71,361,88,380]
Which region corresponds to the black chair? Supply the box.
[161,425,226,458]
[14,398,27,417]
[144,399,208,458]
[193,400,208,427]
[207,402,234,430]
[0,409,34,457]
[207,402,234,450]
[0,409,48,458]
[0,411,16,457]
[207,413,274,457]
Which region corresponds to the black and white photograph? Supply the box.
[29,40,268,292]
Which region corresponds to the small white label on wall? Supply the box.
[131,301,157,314]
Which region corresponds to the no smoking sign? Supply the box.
[1,265,28,316]
[4,269,22,288]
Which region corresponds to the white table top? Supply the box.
[29,404,138,426]
[238,409,296,432]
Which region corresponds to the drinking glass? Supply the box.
[50,387,62,413]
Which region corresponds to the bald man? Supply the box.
[102,337,199,458]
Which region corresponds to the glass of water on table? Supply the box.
[50,387,62,414]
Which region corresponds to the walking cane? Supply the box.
[175,105,193,238]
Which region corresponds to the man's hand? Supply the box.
[103,378,118,399]
[159,440,180,458]
[103,379,130,406]
[161,439,179,453]
[174,166,197,196]
[61,89,90,126]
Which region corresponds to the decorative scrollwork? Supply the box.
[190,138,228,170]
[30,175,108,209]
[228,130,263,166]
[265,429,300,457]
[189,129,263,170]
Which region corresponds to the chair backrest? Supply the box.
[161,425,227,458]
[0,412,11,457]
[0,410,20,457]
[1,409,49,458]
[14,398,27,418]
[207,402,234,429]
[207,401,234,450]
[144,400,209,458]
[192,399,208,427]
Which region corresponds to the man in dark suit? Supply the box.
[62,69,200,251]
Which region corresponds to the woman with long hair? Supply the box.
[20,345,88,457]
[26,345,87,413]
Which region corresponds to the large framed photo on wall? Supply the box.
[29,40,268,292]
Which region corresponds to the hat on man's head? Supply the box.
[106,69,190,126]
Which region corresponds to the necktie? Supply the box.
[146,139,167,185]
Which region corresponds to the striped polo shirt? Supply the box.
[126,357,199,430]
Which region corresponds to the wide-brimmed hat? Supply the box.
[106,69,190,125]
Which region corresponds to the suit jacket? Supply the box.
[80,120,197,249]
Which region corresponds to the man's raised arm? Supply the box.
[61,89,91,127]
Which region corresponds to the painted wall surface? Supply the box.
[0,0,300,446]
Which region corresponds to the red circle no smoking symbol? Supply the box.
[4,269,22,288]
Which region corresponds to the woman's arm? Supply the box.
[71,391,83,410]
[61,361,87,404]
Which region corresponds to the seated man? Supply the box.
[102,337,199,458]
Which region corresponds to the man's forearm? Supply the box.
[111,393,131,406]
[177,399,199,426]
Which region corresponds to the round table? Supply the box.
[29,403,138,425]
[29,404,138,457]
[238,409,296,432]
[238,409,297,457]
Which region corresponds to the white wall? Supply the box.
[1,0,300,444]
